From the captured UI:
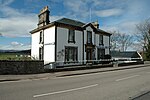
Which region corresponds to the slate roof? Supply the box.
[55,18,85,27]
[31,17,111,35]
[111,51,141,58]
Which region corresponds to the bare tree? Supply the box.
[110,31,133,51]
[136,18,150,51]
[136,18,150,60]
[110,31,119,51]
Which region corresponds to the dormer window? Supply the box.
[68,29,75,43]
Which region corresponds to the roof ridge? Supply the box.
[55,17,85,24]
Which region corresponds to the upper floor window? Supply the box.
[39,31,44,44]
[68,29,75,43]
[99,34,103,45]
[87,31,92,44]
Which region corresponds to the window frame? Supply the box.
[97,48,105,60]
[39,47,44,60]
[68,29,75,43]
[65,46,78,63]
[99,34,103,45]
[39,31,44,44]
[87,31,92,44]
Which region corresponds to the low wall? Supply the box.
[0,60,44,74]
[118,61,144,67]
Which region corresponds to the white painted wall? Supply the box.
[83,26,110,61]
[83,26,95,62]
[31,24,110,66]
[44,26,55,64]
[104,36,110,54]
[31,31,40,60]
[95,34,99,60]
[56,27,83,66]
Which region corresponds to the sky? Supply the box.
[0,0,150,50]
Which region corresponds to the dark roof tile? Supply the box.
[111,51,141,58]
[55,18,85,27]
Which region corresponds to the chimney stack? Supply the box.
[38,6,50,27]
[92,21,99,29]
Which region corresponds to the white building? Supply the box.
[30,6,111,68]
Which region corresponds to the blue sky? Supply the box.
[0,0,150,50]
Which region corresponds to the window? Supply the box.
[99,35,103,45]
[39,31,44,43]
[65,47,78,63]
[68,29,75,43]
[39,47,44,60]
[97,48,105,60]
[87,31,92,44]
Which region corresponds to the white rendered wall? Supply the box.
[95,34,110,55]
[83,26,110,61]
[95,34,99,60]
[103,36,110,54]
[31,32,40,60]
[83,26,95,61]
[56,27,83,66]
[44,26,55,64]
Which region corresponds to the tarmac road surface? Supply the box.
[0,65,150,100]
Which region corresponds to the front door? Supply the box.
[86,49,92,61]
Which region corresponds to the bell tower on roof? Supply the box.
[38,6,50,27]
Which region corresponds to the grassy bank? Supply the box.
[0,53,31,60]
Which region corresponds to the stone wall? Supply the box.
[0,60,44,74]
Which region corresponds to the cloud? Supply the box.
[64,0,86,12]
[0,14,37,37]
[0,0,14,6]
[101,20,139,35]
[95,8,123,17]
[50,16,64,22]
[0,2,63,37]
[63,0,90,21]
[0,41,31,50]
[0,1,38,37]
[11,41,24,46]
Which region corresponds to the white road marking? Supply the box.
[0,79,32,84]
[33,84,98,98]
[55,66,148,79]
[0,77,50,84]
[116,75,140,82]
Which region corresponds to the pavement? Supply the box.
[130,91,150,100]
[0,63,150,82]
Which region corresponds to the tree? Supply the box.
[136,18,150,60]
[110,31,133,51]
[0,33,2,36]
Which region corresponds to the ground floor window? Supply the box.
[39,47,44,60]
[97,48,105,60]
[65,46,78,63]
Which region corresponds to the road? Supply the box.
[0,65,150,100]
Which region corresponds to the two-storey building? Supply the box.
[30,6,111,68]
